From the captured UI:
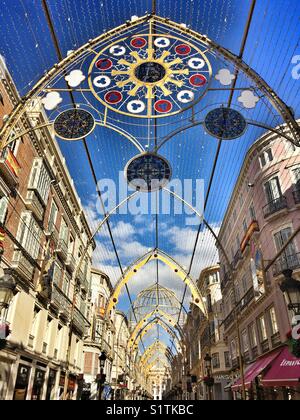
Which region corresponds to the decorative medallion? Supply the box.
[88,33,212,118]
[125,153,172,192]
[54,109,95,141]
[204,107,247,140]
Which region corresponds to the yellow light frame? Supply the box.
[106,249,208,318]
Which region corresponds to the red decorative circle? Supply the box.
[154,100,173,114]
[105,91,123,104]
[175,44,192,56]
[96,58,113,71]
[189,74,207,87]
[131,37,147,49]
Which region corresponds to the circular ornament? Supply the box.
[54,109,95,141]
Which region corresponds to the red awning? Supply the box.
[261,346,300,388]
[232,348,282,391]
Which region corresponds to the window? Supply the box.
[235,282,241,302]
[60,219,68,244]
[48,201,58,233]
[243,219,247,235]
[274,228,297,260]
[258,315,268,342]
[233,210,237,221]
[230,339,237,360]
[242,275,248,294]
[259,148,273,168]
[236,235,240,251]
[69,235,75,254]
[269,307,279,335]
[0,195,8,224]
[62,271,71,297]
[224,351,231,368]
[212,353,220,369]
[28,158,51,204]
[249,204,256,221]
[17,212,42,259]
[264,177,282,203]
[241,330,249,352]
[239,195,244,207]
[249,323,257,348]
[53,261,63,288]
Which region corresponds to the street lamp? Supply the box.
[0,272,16,313]
[280,269,300,316]
[98,351,107,400]
[204,354,214,401]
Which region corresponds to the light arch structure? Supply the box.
[140,341,168,367]
[127,307,185,351]
[0,14,299,148]
[106,248,208,317]
[130,316,185,353]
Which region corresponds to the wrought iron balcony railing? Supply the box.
[273,253,300,276]
[263,196,287,218]
[293,187,300,204]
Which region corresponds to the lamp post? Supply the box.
[0,271,16,346]
[98,351,107,400]
[0,271,16,313]
[280,269,300,316]
[204,353,214,401]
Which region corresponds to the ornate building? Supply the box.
[217,126,300,399]
[0,55,95,400]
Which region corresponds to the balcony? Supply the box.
[73,307,88,336]
[236,288,255,312]
[221,271,231,292]
[50,284,72,319]
[224,311,236,331]
[25,190,45,222]
[56,238,68,261]
[293,187,300,204]
[0,148,20,189]
[232,249,243,269]
[273,253,300,277]
[263,196,288,219]
[66,253,76,272]
[12,250,35,281]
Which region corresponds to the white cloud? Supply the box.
[215,68,236,86]
[238,90,259,109]
[41,91,62,111]
[65,70,86,88]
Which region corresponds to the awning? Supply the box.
[261,346,300,388]
[232,348,282,391]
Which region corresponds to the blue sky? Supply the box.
[1,0,300,353]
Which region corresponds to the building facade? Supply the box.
[0,55,95,400]
[82,268,114,400]
[217,126,300,400]
[180,266,231,401]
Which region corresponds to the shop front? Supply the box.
[231,346,300,400]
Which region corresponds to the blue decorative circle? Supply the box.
[125,153,172,192]
[204,107,247,140]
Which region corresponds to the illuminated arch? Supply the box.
[128,308,183,347]
[1,15,299,148]
[127,307,185,351]
[131,317,184,353]
[106,249,207,317]
[140,341,168,367]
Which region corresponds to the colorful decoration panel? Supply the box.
[88,33,212,118]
